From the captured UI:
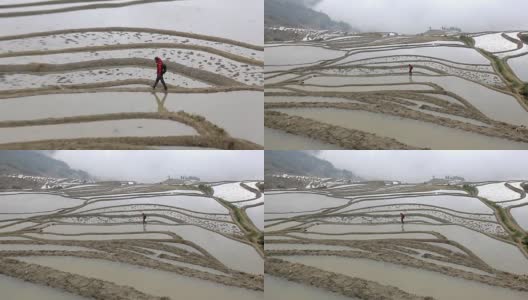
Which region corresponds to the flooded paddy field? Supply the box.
[0,0,263,149]
[264,31,528,149]
[264,180,528,299]
[509,55,528,82]
[265,127,344,150]
[0,178,264,299]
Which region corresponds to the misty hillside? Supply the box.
[265,0,352,31]
[0,151,91,180]
[265,151,361,180]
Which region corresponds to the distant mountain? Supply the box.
[0,151,91,180]
[265,0,352,31]
[265,151,361,180]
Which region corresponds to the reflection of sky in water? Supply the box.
[0,0,262,44]
[511,206,528,231]
[510,55,528,81]
[0,91,263,145]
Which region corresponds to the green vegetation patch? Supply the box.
[198,184,213,196]
[255,182,264,192]
[483,50,524,90]
[521,84,528,98]
[519,33,528,45]
[462,184,478,196]
[490,201,528,250]
[459,35,475,47]
[220,199,261,240]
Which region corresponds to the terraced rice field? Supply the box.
[265,181,528,300]
[0,0,263,149]
[265,31,528,150]
[0,180,264,299]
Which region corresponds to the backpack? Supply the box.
[162,63,167,74]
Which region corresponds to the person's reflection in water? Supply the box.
[143,223,147,232]
[152,91,169,114]
[401,223,405,232]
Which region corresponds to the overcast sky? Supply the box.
[53,151,263,183]
[313,0,528,34]
[318,151,528,182]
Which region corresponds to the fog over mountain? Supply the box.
[53,151,263,183]
[265,0,352,31]
[318,151,528,183]
[0,151,91,180]
[314,0,528,34]
[265,151,361,180]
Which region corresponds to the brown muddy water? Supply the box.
[311,223,528,274]
[264,243,364,251]
[284,256,528,300]
[39,224,262,274]
[273,108,528,149]
[304,74,528,126]
[265,275,357,300]
[265,127,343,150]
[17,256,264,300]
[0,274,86,300]
[265,96,360,104]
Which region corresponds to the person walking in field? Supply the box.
[142,213,147,224]
[400,212,405,224]
[152,56,167,91]
[408,64,414,76]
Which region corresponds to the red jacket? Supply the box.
[156,59,163,76]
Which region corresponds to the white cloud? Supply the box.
[315,0,527,33]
